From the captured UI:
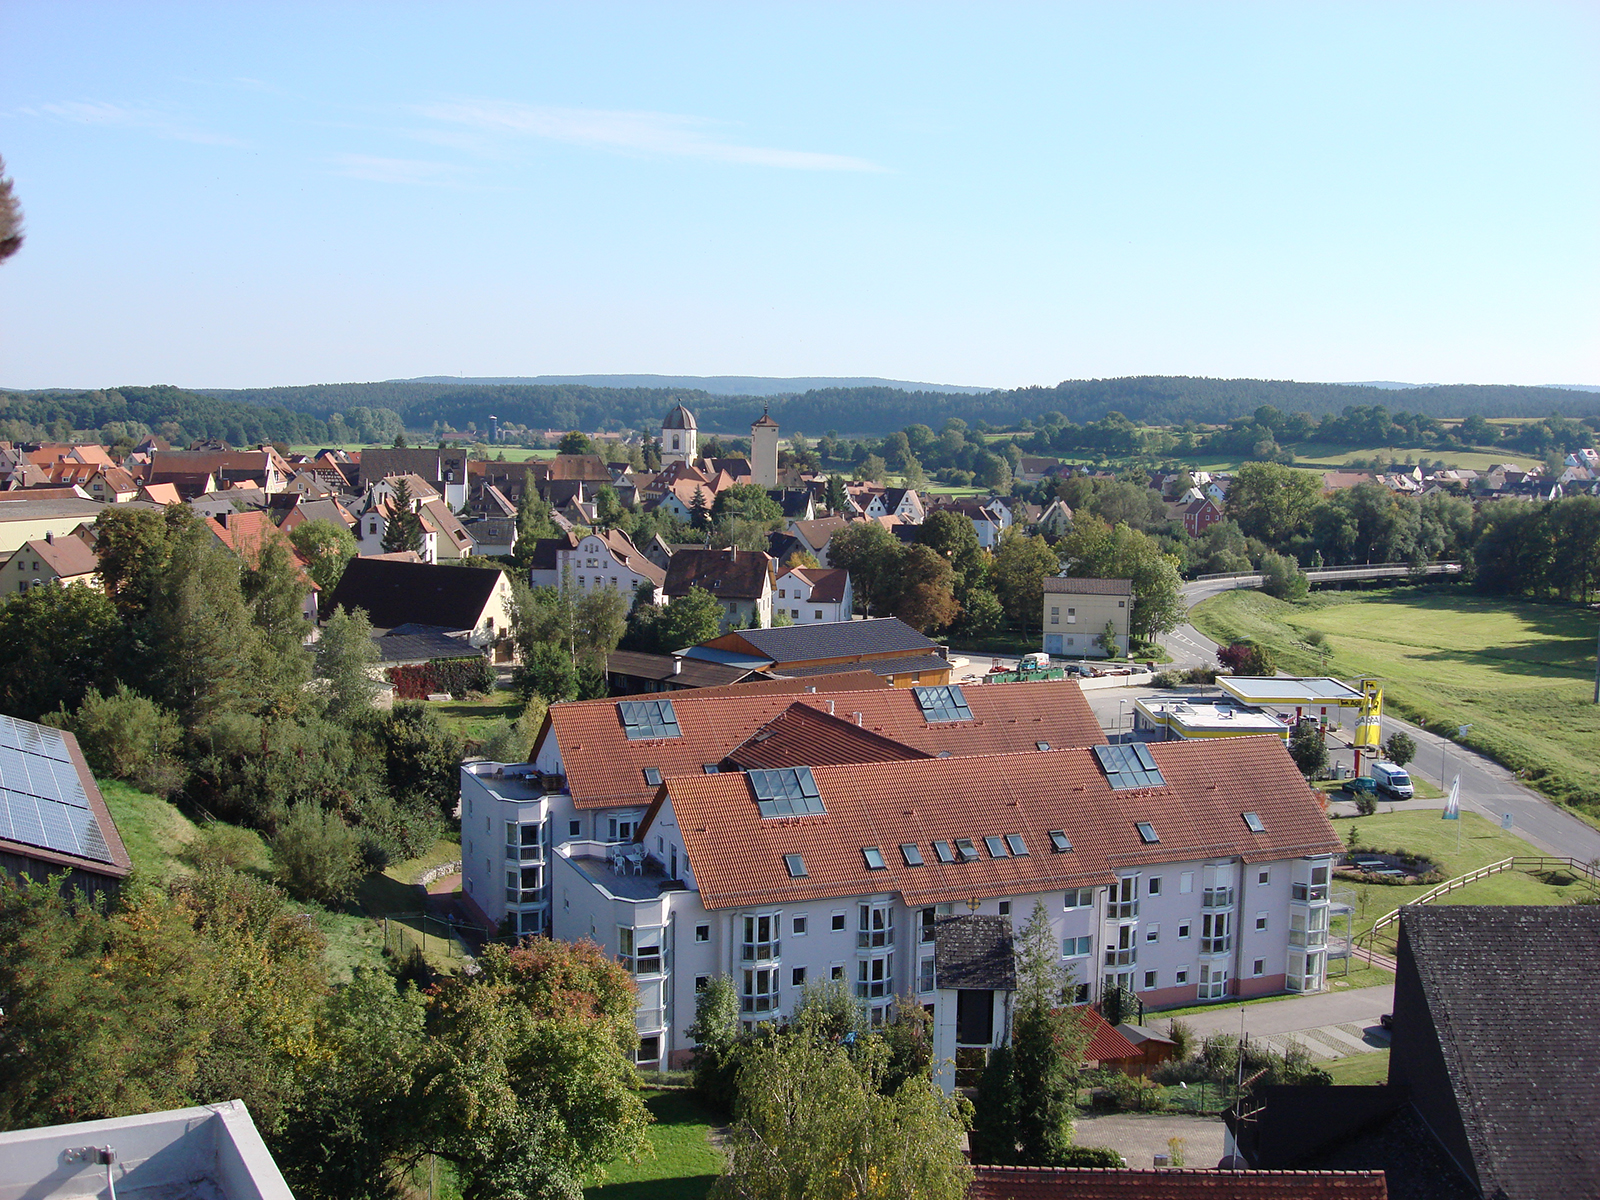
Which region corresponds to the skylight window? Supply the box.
[1049,829,1073,853]
[1093,743,1166,791]
[933,840,955,864]
[1036,741,1051,752]
[1243,811,1266,833]
[913,684,974,723]
[749,767,826,819]
[619,698,682,740]
[1136,821,1160,844]
[702,763,720,774]
[901,843,924,867]
[643,767,662,786]
[862,846,886,870]
[985,835,1009,858]
[785,853,808,878]
[955,838,979,863]
[1006,834,1029,856]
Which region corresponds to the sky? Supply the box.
[2,1,1597,392]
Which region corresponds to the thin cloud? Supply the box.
[411,100,884,173]
[25,100,246,146]
[326,154,464,186]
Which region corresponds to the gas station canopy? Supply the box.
[1216,676,1366,707]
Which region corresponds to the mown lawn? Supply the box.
[1287,443,1530,473]
[429,694,523,745]
[1324,1049,1391,1086]
[1189,586,1600,811]
[585,1090,724,1200]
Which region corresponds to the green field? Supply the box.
[1189,586,1600,812]
[428,693,523,744]
[1286,443,1529,473]
[585,1090,723,1200]
[1324,1049,1391,1086]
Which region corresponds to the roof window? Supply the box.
[1243,811,1266,833]
[702,763,720,774]
[619,698,682,740]
[785,853,808,878]
[642,767,662,786]
[1093,742,1166,790]
[955,838,980,863]
[913,684,974,723]
[1049,829,1073,853]
[1036,741,1051,751]
[933,840,955,864]
[901,843,924,867]
[1136,821,1161,844]
[1006,834,1029,856]
[862,846,886,870]
[984,835,1009,858]
[749,766,826,819]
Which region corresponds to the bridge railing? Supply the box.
[1190,561,1461,584]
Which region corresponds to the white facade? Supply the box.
[774,567,854,624]
[750,415,780,490]
[459,762,556,937]
[528,531,664,604]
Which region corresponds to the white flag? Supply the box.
[1442,775,1460,820]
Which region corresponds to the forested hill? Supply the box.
[4,377,1596,447]
[403,373,992,396]
[205,376,1599,437]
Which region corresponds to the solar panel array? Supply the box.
[912,684,973,723]
[1092,742,1166,790]
[618,698,682,740]
[749,766,826,818]
[0,714,112,864]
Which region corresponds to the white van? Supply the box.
[1371,761,1414,800]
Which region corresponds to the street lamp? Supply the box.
[1117,700,1128,744]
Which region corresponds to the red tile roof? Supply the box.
[726,703,932,770]
[968,1166,1387,1200]
[541,678,1105,811]
[656,736,1343,910]
[1076,1006,1143,1064]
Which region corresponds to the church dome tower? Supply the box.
[661,403,698,467]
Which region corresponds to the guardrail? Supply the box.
[1190,561,1461,584]
[1365,855,1600,944]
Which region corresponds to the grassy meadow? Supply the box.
[585,1090,724,1200]
[1189,586,1600,811]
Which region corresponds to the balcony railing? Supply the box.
[506,845,544,862]
[1289,929,1327,949]
[857,928,895,950]
[1201,935,1232,955]
[741,941,781,962]
[1292,883,1329,902]
[1103,947,1138,967]
[1108,900,1140,919]
[1202,887,1235,909]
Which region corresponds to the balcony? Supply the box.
[741,941,781,963]
[741,992,779,1014]
[506,844,544,863]
[1201,935,1232,955]
[1292,883,1329,903]
[857,928,895,950]
[1103,946,1138,967]
[1289,929,1328,949]
[504,887,543,905]
[1202,887,1235,909]
[1107,900,1140,920]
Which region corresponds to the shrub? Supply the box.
[1152,670,1184,688]
[1217,642,1275,676]
[1166,1017,1196,1061]
[54,684,186,795]
[1182,665,1218,684]
[272,803,364,908]
[1355,793,1378,816]
[1383,732,1417,767]
[1101,1071,1164,1112]
[386,656,495,700]
[181,821,262,872]
[1054,1146,1125,1167]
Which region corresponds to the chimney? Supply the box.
[673,657,682,676]
[826,700,835,715]
[44,531,53,544]
[852,711,863,726]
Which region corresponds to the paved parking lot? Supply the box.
[1072,1112,1226,1169]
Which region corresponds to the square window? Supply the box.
[695,924,710,943]
[1180,872,1194,894]
[792,967,807,987]
[832,912,846,932]
[999,901,1011,916]
[1143,971,1157,990]
[1148,876,1162,896]
[793,915,808,936]
[1256,913,1268,932]
[1063,936,1091,957]
[569,819,582,837]
[1253,959,1265,977]
[1258,869,1271,886]
[1178,923,1191,940]
[1175,969,1188,985]
[1146,924,1160,943]
[831,964,844,980]
[695,975,709,991]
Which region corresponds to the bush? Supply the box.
[1100,1071,1165,1112]
[1355,793,1378,816]
[181,821,262,873]
[53,684,186,795]
[1166,1017,1195,1061]
[386,656,495,700]
[1054,1146,1125,1167]
[1152,670,1184,688]
[272,803,364,908]
[1217,642,1276,676]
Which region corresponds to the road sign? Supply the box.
[1501,813,1514,830]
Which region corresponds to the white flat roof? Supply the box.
[1217,676,1365,705]
[1135,696,1289,738]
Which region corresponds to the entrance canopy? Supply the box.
[1216,676,1365,708]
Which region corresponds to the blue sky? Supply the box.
[2,1,1596,391]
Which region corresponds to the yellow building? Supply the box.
[1042,576,1131,658]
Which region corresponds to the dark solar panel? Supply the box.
[912,684,973,723]
[0,715,114,864]
[750,767,826,818]
[1093,743,1166,790]
[618,698,682,740]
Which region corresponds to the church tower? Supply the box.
[661,403,698,468]
[750,405,780,489]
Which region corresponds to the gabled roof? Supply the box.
[326,558,505,633]
[789,515,849,548]
[1042,576,1133,596]
[11,532,99,579]
[778,566,850,604]
[702,616,936,666]
[533,454,611,482]
[1394,905,1600,1199]
[371,628,483,664]
[605,650,764,689]
[1077,1008,1144,1063]
[658,736,1342,910]
[662,548,774,601]
[541,678,1104,811]
[968,1166,1389,1200]
[776,653,951,681]
[726,703,931,770]
[0,715,131,881]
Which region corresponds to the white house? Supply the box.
[527,528,666,603]
[774,565,853,624]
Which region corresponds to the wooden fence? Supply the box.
[1365,855,1600,945]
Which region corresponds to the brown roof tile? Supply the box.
[968,1166,1388,1200]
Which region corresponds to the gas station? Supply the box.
[1215,676,1386,772]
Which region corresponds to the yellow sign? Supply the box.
[1354,681,1383,747]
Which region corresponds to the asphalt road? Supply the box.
[1159,579,1600,865]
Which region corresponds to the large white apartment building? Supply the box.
[459,681,1341,1085]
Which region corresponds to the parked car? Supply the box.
[1341,775,1377,797]
[1380,1012,1394,1030]
[1371,761,1415,800]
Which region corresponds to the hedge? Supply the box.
[387,657,496,699]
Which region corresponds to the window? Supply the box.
[785,854,808,878]
[1243,811,1266,833]
[792,966,806,987]
[1198,964,1229,999]
[607,816,636,843]
[1111,876,1140,919]
[1143,971,1157,990]
[920,907,936,944]
[955,838,979,863]
[791,609,799,619]
[831,964,844,980]
[1105,923,1138,967]
[858,903,893,949]
[1253,959,1265,977]
[1146,924,1160,943]
[643,767,662,786]
[1067,607,1076,622]
[637,1035,660,1063]
[1049,829,1073,853]
[619,698,682,740]
[1178,922,1191,940]
[857,953,892,1000]
[1175,969,1188,985]
[814,610,822,620]
[831,912,846,932]
[750,766,826,818]
[1258,869,1271,886]
[912,684,974,723]
[779,588,786,598]
[1037,741,1051,752]
[1180,871,1194,894]
[998,901,1011,917]
[862,846,886,870]
[919,955,936,993]
[695,975,710,991]
[742,913,780,962]
[1006,834,1029,856]
[901,843,924,867]
[569,819,582,837]
[933,840,956,863]
[1148,876,1162,896]
[1065,887,1094,908]
[1063,936,1091,957]
[1136,822,1160,844]
[793,915,807,936]
[1050,606,1060,625]
[695,924,710,943]
[507,822,541,860]
[1202,912,1232,955]
[618,927,661,975]
[742,966,779,1014]
[1256,912,1269,932]
[984,836,1008,858]
[702,763,720,774]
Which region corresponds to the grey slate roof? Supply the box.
[1395,905,1600,1200]
[734,616,938,664]
[371,628,483,664]
[933,914,1015,991]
